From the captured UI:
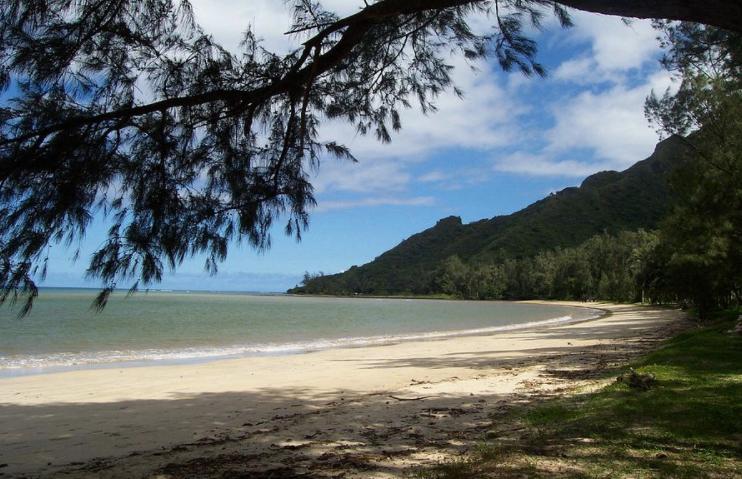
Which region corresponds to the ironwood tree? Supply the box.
[1,0,739,312]
[645,22,742,316]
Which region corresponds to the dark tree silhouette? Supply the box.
[0,0,738,312]
[644,22,742,316]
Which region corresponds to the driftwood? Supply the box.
[388,395,433,401]
[616,368,656,391]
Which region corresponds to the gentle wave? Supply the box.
[0,310,601,374]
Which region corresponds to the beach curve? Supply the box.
[0,301,688,478]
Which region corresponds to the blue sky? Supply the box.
[38,2,675,292]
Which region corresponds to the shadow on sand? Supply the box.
[0,304,688,478]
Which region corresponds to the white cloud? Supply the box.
[495,69,674,177]
[419,170,447,183]
[497,13,675,178]
[545,70,673,169]
[320,56,522,162]
[312,159,410,194]
[307,53,526,198]
[579,16,659,72]
[187,3,671,194]
[494,153,613,177]
[416,167,492,190]
[189,3,523,203]
[190,0,365,54]
[314,196,434,212]
[553,56,616,84]
[553,56,592,81]
[571,12,660,71]
[554,13,660,83]
[189,0,293,53]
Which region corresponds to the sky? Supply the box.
[39,1,675,292]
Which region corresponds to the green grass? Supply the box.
[415,313,742,478]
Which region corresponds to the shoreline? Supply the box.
[0,301,687,478]
[0,300,604,378]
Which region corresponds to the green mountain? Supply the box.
[290,135,686,295]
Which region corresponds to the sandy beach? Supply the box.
[0,302,689,478]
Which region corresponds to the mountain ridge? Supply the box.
[290,135,686,295]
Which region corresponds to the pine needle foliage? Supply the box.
[0,0,571,313]
[1,1,739,315]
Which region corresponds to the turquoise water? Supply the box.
[0,289,600,375]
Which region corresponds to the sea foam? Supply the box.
[0,310,600,376]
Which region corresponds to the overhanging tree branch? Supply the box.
[554,0,742,33]
[1,0,739,314]
[6,0,738,149]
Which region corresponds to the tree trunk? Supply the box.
[555,0,742,33]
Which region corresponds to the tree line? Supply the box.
[297,222,739,317]
[430,230,660,303]
[297,230,663,302]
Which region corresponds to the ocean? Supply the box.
[0,288,601,376]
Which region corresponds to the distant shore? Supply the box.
[0,301,688,478]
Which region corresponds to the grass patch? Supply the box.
[418,314,742,478]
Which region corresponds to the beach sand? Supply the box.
[0,302,689,478]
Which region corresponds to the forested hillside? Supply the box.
[290,135,686,296]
